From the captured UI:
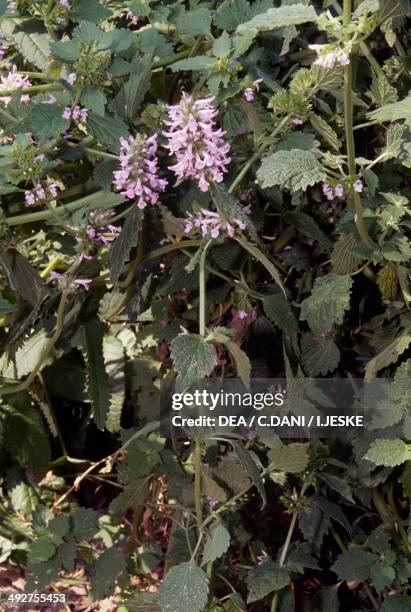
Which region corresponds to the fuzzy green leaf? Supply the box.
[367,96,411,122]
[246,561,290,603]
[91,546,126,600]
[87,112,129,153]
[12,31,50,70]
[170,334,217,387]
[202,522,231,565]
[301,334,340,376]
[109,205,142,282]
[82,319,110,429]
[300,273,353,334]
[233,441,266,507]
[171,56,215,72]
[114,54,152,121]
[331,548,377,582]
[180,8,212,37]
[263,293,297,333]
[257,149,326,192]
[365,439,411,467]
[267,443,309,473]
[103,335,125,433]
[237,4,317,35]
[159,562,209,612]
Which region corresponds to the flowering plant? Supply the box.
[0,0,410,610]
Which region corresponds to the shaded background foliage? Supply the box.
[0,0,410,610]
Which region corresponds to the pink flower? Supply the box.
[124,9,138,25]
[0,66,31,106]
[334,184,344,198]
[63,105,88,123]
[309,44,350,69]
[67,73,77,85]
[25,191,36,206]
[73,278,92,290]
[50,271,92,291]
[207,496,219,509]
[113,133,167,209]
[184,207,247,239]
[337,51,350,65]
[353,179,363,192]
[253,78,263,91]
[7,1,17,13]
[244,87,254,102]
[163,93,231,192]
[292,117,303,126]
[59,0,72,8]
[322,181,334,201]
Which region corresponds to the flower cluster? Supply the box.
[184,208,246,239]
[309,44,350,69]
[0,66,31,106]
[322,181,344,201]
[244,78,263,102]
[124,8,138,25]
[163,93,231,192]
[84,210,121,247]
[113,134,167,208]
[62,106,88,123]
[25,182,60,206]
[50,271,92,291]
[7,1,17,13]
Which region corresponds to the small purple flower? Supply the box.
[337,51,350,66]
[25,191,36,206]
[292,117,304,126]
[7,1,17,13]
[63,105,88,123]
[0,66,31,106]
[244,87,254,102]
[207,496,219,509]
[322,181,334,201]
[256,551,269,564]
[124,9,138,25]
[238,310,248,320]
[113,133,167,209]
[73,278,92,290]
[246,429,258,440]
[353,179,363,193]
[62,107,72,120]
[163,93,231,192]
[59,0,72,8]
[334,184,344,198]
[184,208,247,239]
[67,73,77,85]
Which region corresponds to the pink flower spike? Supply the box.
[353,180,363,193]
[0,65,31,106]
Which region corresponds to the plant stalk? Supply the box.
[343,0,377,251]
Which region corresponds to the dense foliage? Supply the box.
[0,0,410,610]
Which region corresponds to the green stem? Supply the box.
[199,240,212,336]
[194,440,203,528]
[343,0,377,251]
[0,83,63,97]
[271,483,307,612]
[228,115,289,195]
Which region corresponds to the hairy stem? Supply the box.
[343,0,377,250]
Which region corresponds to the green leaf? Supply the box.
[109,205,142,282]
[214,0,251,31]
[171,56,215,72]
[246,561,290,603]
[159,562,209,612]
[286,211,332,252]
[212,32,232,58]
[267,443,309,473]
[257,149,326,192]
[365,329,411,381]
[72,507,99,541]
[300,273,353,334]
[12,31,50,70]
[49,40,80,64]
[91,546,126,600]
[233,441,266,507]
[71,0,112,22]
[80,86,106,116]
[237,4,317,35]
[103,335,125,433]
[301,334,340,376]
[4,402,51,473]
[263,293,297,334]
[309,113,341,151]
[320,473,354,503]
[370,562,396,592]
[367,96,411,122]
[28,540,56,565]
[87,112,129,154]
[31,104,70,139]
[224,340,251,389]
[331,548,377,582]
[202,522,231,565]
[114,54,152,121]
[82,319,110,429]
[1,328,48,379]
[331,234,362,274]
[235,235,285,295]
[170,334,217,387]
[365,439,411,467]
[381,596,411,612]
[180,8,212,37]
[58,541,77,572]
